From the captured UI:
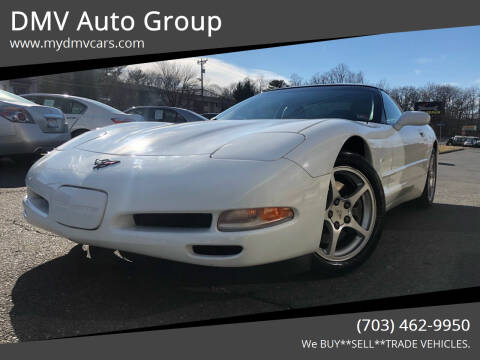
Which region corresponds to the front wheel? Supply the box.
[312,152,385,272]
[416,149,437,208]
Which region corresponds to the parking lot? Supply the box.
[0,148,479,343]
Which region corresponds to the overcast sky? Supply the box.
[129,25,480,89]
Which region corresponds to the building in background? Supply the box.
[0,73,233,115]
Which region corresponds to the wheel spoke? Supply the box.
[344,217,369,238]
[330,171,340,199]
[346,183,369,207]
[328,227,341,256]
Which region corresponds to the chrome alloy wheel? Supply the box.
[427,152,437,202]
[316,166,377,262]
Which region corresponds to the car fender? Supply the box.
[284,119,376,178]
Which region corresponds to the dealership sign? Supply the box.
[414,102,444,116]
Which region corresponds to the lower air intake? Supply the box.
[192,245,243,256]
[133,213,212,229]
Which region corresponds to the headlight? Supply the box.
[211,132,305,161]
[0,106,34,123]
[218,207,294,231]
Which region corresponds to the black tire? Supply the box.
[416,149,437,208]
[71,129,89,138]
[446,140,452,146]
[312,152,386,273]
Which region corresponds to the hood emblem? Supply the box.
[93,159,120,169]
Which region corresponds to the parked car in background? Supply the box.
[125,106,208,123]
[446,135,467,146]
[0,89,70,159]
[22,94,143,137]
[202,112,219,119]
[463,138,477,147]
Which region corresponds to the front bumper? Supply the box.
[23,149,330,267]
[0,123,70,156]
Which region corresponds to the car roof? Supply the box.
[268,84,386,93]
[127,106,183,110]
[22,93,97,102]
[126,106,208,121]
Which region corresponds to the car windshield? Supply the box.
[216,86,380,121]
[0,89,34,105]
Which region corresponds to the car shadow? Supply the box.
[9,202,480,341]
[0,156,37,188]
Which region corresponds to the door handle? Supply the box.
[419,131,425,137]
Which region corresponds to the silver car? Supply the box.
[0,90,70,158]
[125,106,208,123]
[22,94,143,137]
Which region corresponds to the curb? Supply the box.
[439,148,464,155]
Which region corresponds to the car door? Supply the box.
[63,99,87,130]
[380,91,428,204]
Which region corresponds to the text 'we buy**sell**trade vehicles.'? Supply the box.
[23,85,437,272]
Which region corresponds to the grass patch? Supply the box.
[439,145,464,154]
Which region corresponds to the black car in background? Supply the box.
[446,135,467,146]
[201,112,219,119]
[125,106,208,123]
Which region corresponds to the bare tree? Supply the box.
[150,62,198,107]
[309,64,364,85]
[125,69,149,86]
[289,73,304,87]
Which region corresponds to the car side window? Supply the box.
[381,91,402,125]
[70,101,87,115]
[153,109,164,121]
[39,97,70,114]
[163,109,178,123]
[128,108,145,116]
[175,112,187,123]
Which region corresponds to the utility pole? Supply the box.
[197,58,208,99]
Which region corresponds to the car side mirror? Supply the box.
[394,111,430,130]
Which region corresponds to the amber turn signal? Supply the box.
[217,207,294,231]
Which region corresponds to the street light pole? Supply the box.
[197,58,208,99]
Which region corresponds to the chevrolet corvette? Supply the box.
[23,85,437,271]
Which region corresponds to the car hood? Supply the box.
[75,119,325,156]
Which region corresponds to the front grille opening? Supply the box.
[27,189,49,215]
[133,213,212,229]
[192,245,243,256]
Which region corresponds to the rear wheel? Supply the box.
[312,153,385,272]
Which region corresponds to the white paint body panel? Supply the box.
[23,116,436,266]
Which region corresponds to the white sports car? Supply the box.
[23,85,437,271]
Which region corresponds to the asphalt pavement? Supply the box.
[0,148,479,342]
